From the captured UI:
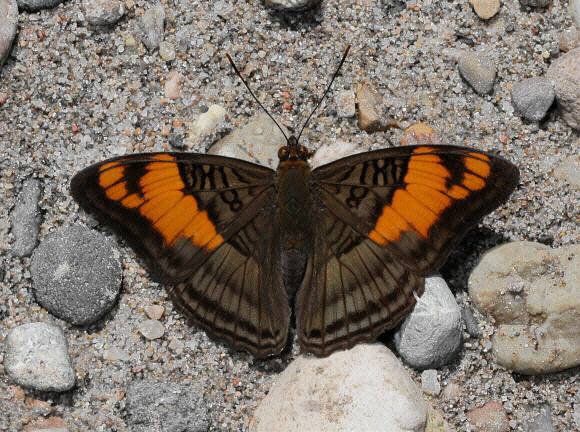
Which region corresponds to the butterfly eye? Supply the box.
[299,146,309,160]
[278,146,289,161]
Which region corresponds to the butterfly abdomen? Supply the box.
[276,161,314,295]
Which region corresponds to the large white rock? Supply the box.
[250,344,427,432]
[469,241,580,374]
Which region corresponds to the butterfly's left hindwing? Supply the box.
[71,152,292,357]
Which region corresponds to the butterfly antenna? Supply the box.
[296,45,351,143]
[225,53,289,142]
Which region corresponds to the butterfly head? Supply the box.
[278,136,310,162]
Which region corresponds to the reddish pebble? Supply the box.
[402,123,441,145]
[467,401,510,432]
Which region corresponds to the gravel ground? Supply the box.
[1,0,579,430]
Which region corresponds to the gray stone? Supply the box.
[125,381,210,432]
[469,241,580,374]
[16,0,63,11]
[547,47,580,130]
[461,306,482,338]
[83,0,125,26]
[458,50,496,94]
[421,369,441,396]
[394,274,462,369]
[138,2,165,50]
[265,0,321,11]
[250,344,427,432]
[5,322,75,392]
[30,225,122,326]
[511,77,555,121]
[519,0,550,6]
[9,178,42,257]
[0,0,18,68]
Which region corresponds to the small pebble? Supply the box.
[442,383,463,400]
[138,319,165,340]
[401,123,441,145]
[5,323,75,392]
[138,2,165,50]
[145,304,165,320]
[310,140,365,168]
[125,381,210,432]
[164,71,182,100]
[30,225,122,326]
[458,50,496,94]
[558,29,580,52]
[519,0,550,6]
[356,83,396,132]
[421,369,441,396]
[461,306,482,338]
[335,90,356,117]
[9,178,42,257]
[553,154,580,189]
[83,0,125,26]
[467,401,510,432]
[159,41,176,61]
[25,416,68,432]
[103,346,130,362]
[470,0,500,20]
[0,0,18,68]
[264,0,321,11]
[16,0,62,11]
[523,403,557,431]
[510,77,554,121]
[187,104,226,146]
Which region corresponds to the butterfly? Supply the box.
[71,47,519,358]
[71,139,519,358]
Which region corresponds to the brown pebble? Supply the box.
[8,385,25,400]
[467,401,510,432]
[145,304,165,320]
[356,83,397,132]
[402,123,441,145]
[469,0,500,20]
[23,416,67,432]
[165,72,183,100]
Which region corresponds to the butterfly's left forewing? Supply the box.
[71,153,276,283]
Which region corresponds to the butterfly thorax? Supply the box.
[276,139,313,295]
